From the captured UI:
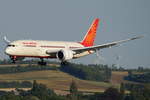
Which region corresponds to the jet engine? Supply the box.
[56,49,74,61]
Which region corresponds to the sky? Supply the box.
[0,0,149,68]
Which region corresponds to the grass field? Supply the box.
[0,64,129,94]
[111,71,128,84]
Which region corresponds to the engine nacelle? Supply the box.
[56,49,74,61]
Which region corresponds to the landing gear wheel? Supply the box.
[12,60,16,64]
[38,58,47,66]
[10,56,17,64]
[61,61,69,66]
[38,61,47,66]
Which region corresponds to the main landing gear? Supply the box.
[38,58,47,66]
[61,61,69,66]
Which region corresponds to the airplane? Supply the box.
[4,18,143,65]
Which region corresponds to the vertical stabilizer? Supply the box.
[80,18,99,47]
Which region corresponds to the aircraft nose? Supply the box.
[5,48,12,55]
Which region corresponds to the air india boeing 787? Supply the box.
[4,18,143,65]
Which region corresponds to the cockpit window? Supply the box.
[7,44,15,47]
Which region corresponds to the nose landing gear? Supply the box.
[9,56,47,66]
[10,56,17,64]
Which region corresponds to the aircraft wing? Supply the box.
[72,36,143,53]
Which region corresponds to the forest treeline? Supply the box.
[0,80,149,100]
[0,66,57,74]
[60,63,112,82]
[0,81,32,88]
[124,71,150,83]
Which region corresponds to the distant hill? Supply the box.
[124,72,150,83]
[0,63,129,94]
[0,70,114,93]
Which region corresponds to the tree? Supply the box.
[128,70,133,76]
[104,66,112,82]
[30,80,54,100]
[126,84,150,100]
[138,66,144,72]
[32,80,38,92]
[143,84,150,100]
[120,83,125,100]
[70,80,78,95]
[23,96,40,100]
[0,92,22,100]
[101,87,121,100]
[69,80,79,100]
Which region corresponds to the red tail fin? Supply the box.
[80,18,100,47]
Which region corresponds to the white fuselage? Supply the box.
[5,40,93,59]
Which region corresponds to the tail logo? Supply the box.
[80,18,99,47]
